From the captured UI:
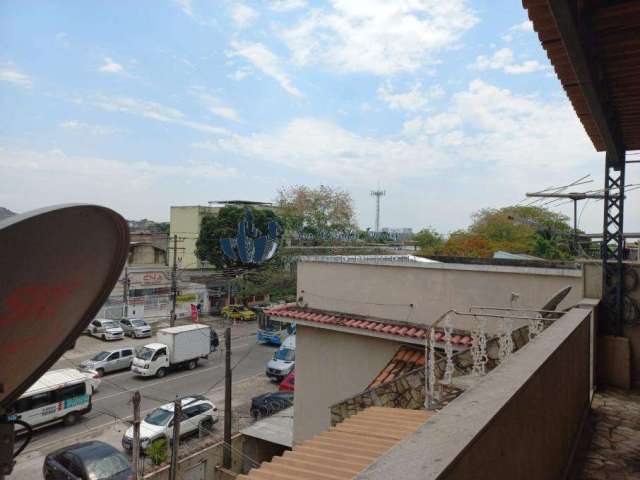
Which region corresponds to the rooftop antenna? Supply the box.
[370,187,386,233]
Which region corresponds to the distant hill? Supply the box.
[127,218,169,234]
[0,207,16,221]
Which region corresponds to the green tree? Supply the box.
[195,206,283,269]
[276,185,357,243]
[414,227,444,255]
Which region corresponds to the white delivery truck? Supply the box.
[131,324,210,378]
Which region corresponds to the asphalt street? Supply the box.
[9,324,278,479]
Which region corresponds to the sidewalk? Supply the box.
[569,387,640,479]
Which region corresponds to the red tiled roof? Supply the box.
[368,345,425,389]
[266,304,472,346]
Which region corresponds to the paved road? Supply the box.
[10,332,278,479]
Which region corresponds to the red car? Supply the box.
[279,370,295,392]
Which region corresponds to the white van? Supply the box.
[10,369,93,431]
[266,335,296,381]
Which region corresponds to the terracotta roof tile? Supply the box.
[266,304,473,347]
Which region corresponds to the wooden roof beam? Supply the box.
[547,0,626,168]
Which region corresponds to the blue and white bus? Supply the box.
[256,311,295,346]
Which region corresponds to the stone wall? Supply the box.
[330,324,534,426]
[331,368,427,426]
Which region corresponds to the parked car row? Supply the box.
[86,318,152,341]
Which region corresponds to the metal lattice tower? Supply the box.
[602,152,626,335]
[370,189,386,233]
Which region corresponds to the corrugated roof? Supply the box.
[238,407,431,480]
[266,304,472,346]
[368,346,425,390]
[523,0,640,151]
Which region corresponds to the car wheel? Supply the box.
[101,334,106,341]
[199,417,213,437]
[250,408,259,420]
[63,412,78,427]
[96,368,105,378]
[187,360,197,370]
[156,368,166,378]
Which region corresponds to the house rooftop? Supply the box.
[238,407,432,480]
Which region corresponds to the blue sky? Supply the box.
[1,0,637,233]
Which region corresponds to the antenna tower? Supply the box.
[370,188,386,233]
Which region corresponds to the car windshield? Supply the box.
[144,408,173,426]
[102,321,118,329]
[136,347,154,360]
[275,348,295,362]
[83,450,132,480]
[131,320,146,327]
[91,351,110,361]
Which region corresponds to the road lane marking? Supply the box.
[93,342,254,401]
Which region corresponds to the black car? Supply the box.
[43,441,133,480]
[250,391,294,419]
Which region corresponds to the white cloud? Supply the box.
[174,0,193,16]
[191,90,241,122]
[269,0,307,12]
[99,57,124,74]
[228,41,303,97]
[0,65,33,88]
[378,81,444,112]
[230,4,259,28]
[281,0,478,75]
[471,47,546,75]
[86,95,230,135]
[60,120,121,136]
[228,67,251,81]
[0,146,237,218]
[510,20,534,32]
[192,79,598,192]
[193,117,449,181]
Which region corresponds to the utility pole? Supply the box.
[169,397,181,480]
[123,266,129,319]
[223,327,232,469]
[370,188,386,233]
[132,391,141,480]
[170,234,178,327]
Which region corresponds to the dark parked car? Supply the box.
[43,440,134,480]
[250,391,294,419]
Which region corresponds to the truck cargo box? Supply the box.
[156,324,210,364]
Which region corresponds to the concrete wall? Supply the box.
[294,324,400,443]
[357,306,594,480]
[298,260,583,333]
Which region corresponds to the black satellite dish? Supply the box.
[0,204,129,411]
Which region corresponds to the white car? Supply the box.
[266,335,295,381]
[121,395,217,452]
[88,319,124,341]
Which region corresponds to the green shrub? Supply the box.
[145,438,168,465]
